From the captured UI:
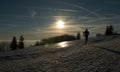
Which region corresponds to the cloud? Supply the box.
[25,22,98,39]
[59,1,101,17]
[49,8,81,13]
[64,14,120,24]
[31,10,36,18]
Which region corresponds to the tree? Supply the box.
[10,36,17,50]
[105,26,109,35]
[109,25,114,35]
[76,32,81,40]
[18,35,24,49]
[105,25,114,36]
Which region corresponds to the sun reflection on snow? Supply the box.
[57,42,68,48]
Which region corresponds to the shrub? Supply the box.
[96,33,103,37]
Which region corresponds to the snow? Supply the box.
[0,35,120,72]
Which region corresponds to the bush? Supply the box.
[96,33,103,37]
[34,41,41,46]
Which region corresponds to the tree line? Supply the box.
[105,25,119,36]
[10,35,24,50]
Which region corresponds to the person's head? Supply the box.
[85,29,88,31]
[13,36,16,39]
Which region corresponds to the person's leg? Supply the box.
[85,37,88,45]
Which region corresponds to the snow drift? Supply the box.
[0,35,120,72]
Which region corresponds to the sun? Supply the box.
[56,20,65,29]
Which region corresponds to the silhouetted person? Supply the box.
[18,35,24,49]
[76,32,81,40]
[10,36,17,50]
[83,29,90,45]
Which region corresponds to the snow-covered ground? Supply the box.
[0,35,120,72]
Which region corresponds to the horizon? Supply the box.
[0,0,120,40]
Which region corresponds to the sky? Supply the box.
[0,0,120,40]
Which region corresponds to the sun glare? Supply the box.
[56,20,65,29]
[57,42,68,48]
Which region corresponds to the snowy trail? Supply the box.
[0,36,120,72]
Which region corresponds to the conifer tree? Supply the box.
[18,35,24,49]
[105,25,114,36]
[10,36,17,50]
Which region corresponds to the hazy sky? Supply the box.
[0,0,120,40]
